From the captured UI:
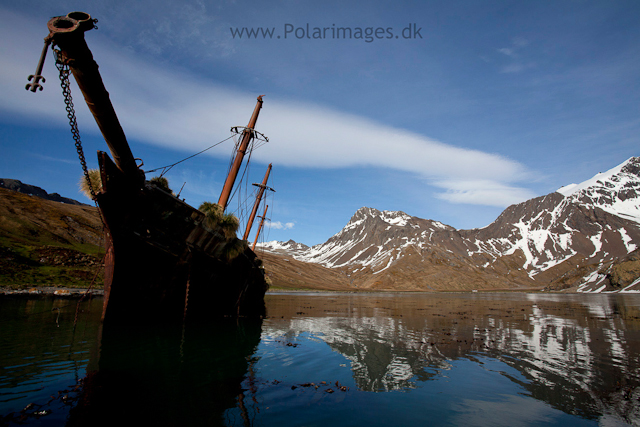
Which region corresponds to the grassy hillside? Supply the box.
[257,250,353,291]
[7,184,634,293]
[0,186,346,292]
[0,188,104,289]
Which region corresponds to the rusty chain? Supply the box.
[53,46,106,249]
[53,48,96,200]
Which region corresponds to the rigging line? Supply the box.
[236,158,248,218]
[144,135,235,175]
[234,187,256,218]
[228,140,255,211]
[252,139,268,151]
[242,148,254,218]
[225,128,245,179]
[266,169,275,220]
[235,193,251,231]
[230,167,247,217]
[264,197,273,243]
[237,187,260,236]
[253,194,270,251]
[226,137,241,177]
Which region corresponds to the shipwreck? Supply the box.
[27,12,270,324]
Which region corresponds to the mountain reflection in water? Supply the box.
[1,293,639,426]
[255,292,640,425]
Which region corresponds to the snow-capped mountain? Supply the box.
[259,157,640,293]
[296,208,455,269]
[557,157,640,223]
[257,239,310,256]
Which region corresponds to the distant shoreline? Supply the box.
[4,286,634,297]
[0,286,104,297]
[0,285,576,297]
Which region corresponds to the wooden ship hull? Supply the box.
[33,12,268,325]
[98,154,268,324]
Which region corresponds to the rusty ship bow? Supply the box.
[30,12,268,325]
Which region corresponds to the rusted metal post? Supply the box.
[26,38,52,92]
[251,204,269,251]
[43,12,141,184]
[218,95,264,210]
[242,163,272,240]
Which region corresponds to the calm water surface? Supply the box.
[1,292,639,426]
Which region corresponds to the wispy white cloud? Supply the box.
[1,8,535,208]
[271,221,295,230]
[497,38,533,74]
[31,154,77,165]
[498,47,516,58]
[501,63,526,74]
[432,179,537,207]
[0,11,65,124]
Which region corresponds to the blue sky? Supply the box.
[1,1,638,246]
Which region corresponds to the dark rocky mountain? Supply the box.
[259,157,640,293]
[0,178,85,206]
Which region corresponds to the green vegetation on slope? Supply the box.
[0,188,104,289]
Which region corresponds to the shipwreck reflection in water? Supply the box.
[259,292,640,424]
[0,296,264,427]
[66,317,264,427]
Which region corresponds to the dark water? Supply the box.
[1,292,639,426]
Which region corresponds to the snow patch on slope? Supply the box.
[557,161,627,197]
[558,157,640,224]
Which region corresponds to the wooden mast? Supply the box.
[243,163,273,240]
[38,12,141,184]
[251,204,269,251]
[218,95,264,210]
